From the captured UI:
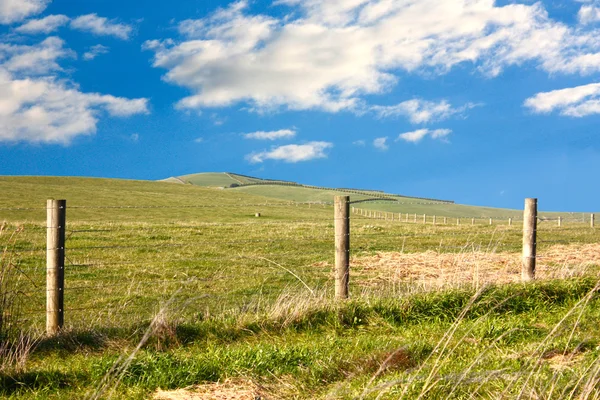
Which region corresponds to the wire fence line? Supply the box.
[1,197,598,335]
[351,206,596,225]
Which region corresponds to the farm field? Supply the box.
[1,176,600,399]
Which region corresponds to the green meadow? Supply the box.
[1,176,600,399]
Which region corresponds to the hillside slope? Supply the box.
[170,172,589,219]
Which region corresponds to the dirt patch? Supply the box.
[153,378,265,400]
[351,243,600,290]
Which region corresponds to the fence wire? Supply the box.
[1,201,598,332]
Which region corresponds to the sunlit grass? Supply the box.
[0,176,599,399]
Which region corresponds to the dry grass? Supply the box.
[351,243,600,291]
[153,379,264,400]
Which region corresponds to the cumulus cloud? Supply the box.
[373,136,388,151]
[0,0,49,24]
[524,83,600,117]
[14,14,69,34]
[372,99,478,124]
[0,36,73,75]
[70,14,132,40]
[397,128,452,143]
[579,5,600,25]
[83,44,110,61]
[0,36,148,144]
[243,129,296,140]
[145,0,600,114]
[0,70,149,144]
[247,141,333,163]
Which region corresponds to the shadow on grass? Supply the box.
[0,369,82,395]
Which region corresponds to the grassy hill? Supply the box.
[0,176,297,222]
[1,175,600,399]
[169,172,592,220]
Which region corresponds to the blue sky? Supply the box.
[0,0,599,211]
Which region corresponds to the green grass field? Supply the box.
[1,176,600,399]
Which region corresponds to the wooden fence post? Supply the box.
[414,213,417,223]
[509,218,512,226]
[522,198,537,282]
[334,196,350,299]
[457,218,460,225]
[592,214,595,228]
[433,215,436,225]
[471,218,475,226]
[558,216,561,227]
[444,217,447,224]
[489,218,492,225]
[423,214,426,224]
[47,199,66,335]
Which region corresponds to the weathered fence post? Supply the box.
[509,218,512,226]
[592,214,595,228]
[334,196,350,299]
[522,198,537,282]
[423,214,426,224]
[489,218,493,225]
[444,217,447,224]
[414,213,417,223]
[471,218,475,226]
[457,218,460,225]
[47,199,66,335]
[558,216,561,227]
[433,215,436,225]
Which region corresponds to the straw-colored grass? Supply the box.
[153,379,262,400]
[351,243,600,291]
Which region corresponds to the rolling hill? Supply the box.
[165,172,590,220]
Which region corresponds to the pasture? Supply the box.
[1,176,600,399]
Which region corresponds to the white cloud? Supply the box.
[0,0,49,24]
[0,36,73,75]
[243,129,296,140]
[70,14,132,40]
[352,139,365,146]
[130,133,139,142]
[247,141,333,163]
[83,44,110,61]
[145,0,600,113]
[524,83,600,117]
[0,36,148,144]
[579,5,600,25]
[14,14,69,34]
[397,128,452,143]
[372,99,478,124]
[373,136,388,151]
[0,70,149,144]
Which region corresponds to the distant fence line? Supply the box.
[215,175,456,204]
[351,206,597,226]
